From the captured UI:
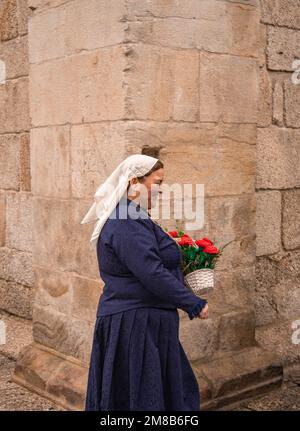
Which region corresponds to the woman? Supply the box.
[81,154,209,411]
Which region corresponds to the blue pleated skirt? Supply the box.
[84,307,200,411]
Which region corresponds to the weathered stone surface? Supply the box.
[47,360,88,409]
[127,0,259,20]
[210,266,255,310]
[30,45,126,126]
[33,304,94,363]
[0,77,29,133]
[208,194,256,271]
[71,122,129,199]
[261,0,300,30]
[13,342,88,410]
[0,191,5,246]
[14,343,64,392]
[258,66,272,127]
[0,246,34,286]
[0,310,33,358]
[267,26,300,71]
[273,80,284,126]
[180,299,256,362]
[255,251,300,326]
[17,0,31,35]
[29,0,126,63]
[0,35,28,79]
[0,0,18,41]
[256,190,281,257]
[19,132,31,191]
[272,280,300,321]
[282,189,300,250]
[257,127,300,189]
[0,278,33,319]
[126,0,260,57]
[32,197,99,278]
[256,319,300,366]
[30,126,71,199]
[71,275,102,323]
[197,346,282,399]
[0,134,21,191]
[199,52,258,123]
[35,268,73,315]
[284,80,300,128]
[125,44,199,121]
[6,191,32,252]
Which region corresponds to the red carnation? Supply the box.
[202,237,213,245]
[202,245,219,254]
[178,236,194,246]
[195,239,211,248]
[168,230,179,238]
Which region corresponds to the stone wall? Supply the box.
[255,0,300,329]
[0,0,33,319]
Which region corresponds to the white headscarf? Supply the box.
[81,154,159,247]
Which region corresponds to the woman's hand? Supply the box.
[196,303,209,319]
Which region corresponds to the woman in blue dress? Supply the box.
[81,154,209,411]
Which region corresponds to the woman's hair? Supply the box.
[126,159,164,191]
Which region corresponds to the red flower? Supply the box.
[202,237,213,245]
[168,230,179,238]
[202,245,219,254]
[195,239,211,248]
[178,236,194,246]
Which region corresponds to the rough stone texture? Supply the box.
[284,79,300,128]
[30,45,127,127]
[0,247,34,287]
[256,190,281,257]
[257,127,300,189]
[282,189,300,250]
[6,191,32,252]
[267,26,300,72]
[28,0,127,64]
[32,197,99,279]
[0,355,64,411]
[13,343,88,410]
[30,126,71,199]
[258,65,272,127]
[125,44,200,122]
[255,251,300,326]
[0,35,28,79]
[0,77,30,133]
[273,80,284,126]
[199,52,258,123]
[0,0,18,41]
[70,122,130,199]
[0,192,5,246]
[0,133,30,191]
[195,346,283,410]
[0,279,33,319]
[126,0,260,57]
[261,0,300,30]
[32,304,94,364]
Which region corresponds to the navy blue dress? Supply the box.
[85,196,207,411]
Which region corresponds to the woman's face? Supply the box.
[128,168,164,209]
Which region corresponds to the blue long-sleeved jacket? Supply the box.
[96,196,207,320]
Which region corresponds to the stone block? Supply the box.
[256,190,281,257]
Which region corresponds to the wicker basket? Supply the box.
[184,268,214,295]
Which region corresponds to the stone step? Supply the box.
[179,297,256,363]
[191,345,283,410]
